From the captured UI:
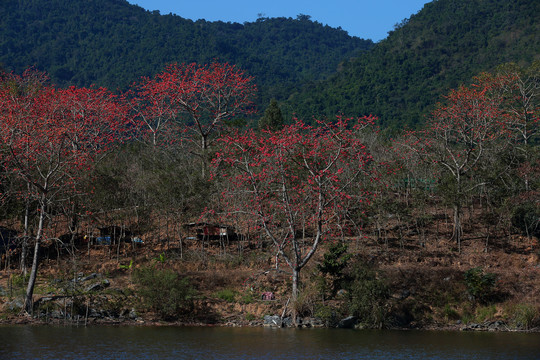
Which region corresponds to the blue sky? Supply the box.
[126,0,431,41]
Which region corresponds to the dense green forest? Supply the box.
[0,0,372,108]
[2,0,538,129]
[288,0,540,129]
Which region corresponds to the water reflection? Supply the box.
[0,326,538,359]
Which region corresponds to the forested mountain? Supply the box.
[1,0,539,129]
[0,0,372,107]
[288,0,540,129]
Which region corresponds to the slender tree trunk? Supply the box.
[452,174,463,253]
[69,202,78,255]
[291,267,300,325]
[201,135,208,178]
[453,203,462,253]
[291,268,300,301]
[20,199,30,276]
[24,200,46,314]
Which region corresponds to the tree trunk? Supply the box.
[291,267,300,325]
[201,135,208,179]
[24,200,46,314]
[452,174,463,253]
[20,195,30,276]
[453,203,462,253]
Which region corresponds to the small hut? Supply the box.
[183,222,237,242]
[95,225,133,245]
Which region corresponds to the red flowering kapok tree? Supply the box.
[165,62,256,150]
[127,71,181,147]
[129,62,257,175]
[398,81,507,251]
[0,68,50,275]
[0,70,128,313]
[214,117,375,313]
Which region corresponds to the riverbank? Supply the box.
[1,313,539,334]
[1,231,538,332]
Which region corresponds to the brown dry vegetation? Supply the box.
[0,206,538,330]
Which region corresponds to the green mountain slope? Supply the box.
[288,0,540,128]
[0,0,372,107]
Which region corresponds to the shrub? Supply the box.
[11,273,30,288]
[214,289,237,303]
[443,304,460,322]
[133,266,195,320]
[474,305,497,322]
[318,242,351,277]
[9,273,30,297]
[511,203,540,238]
[464,267,497,304]
[510,304,539,330]
[314,304,339,327]
[239,292,254,304]
[461,310,474,324]
[345,264,390,328]
[293,289,318,318]
[317,242,351,295]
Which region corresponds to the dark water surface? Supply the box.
[0,325,539,359]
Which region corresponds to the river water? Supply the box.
[0,326,538,359]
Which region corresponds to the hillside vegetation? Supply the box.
[288,0,540,128]
[0,0,372,108]
[0,0,538,330]
[3,0,539,129]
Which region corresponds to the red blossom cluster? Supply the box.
[213,116,377,298]
[0,69,129,198]
[128,62,256,150]
[0,68,131,313]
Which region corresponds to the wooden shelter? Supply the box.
[182,222,237,241]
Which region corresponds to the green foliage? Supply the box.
[11,273,29,289]
[258,99,285,131]
[3,0,537,131]
[0,0,372,111]
[459,311,472,324]
[119,260,133,270]
[314,304,339,327]
[442,304,460,322]
[8,273,30,298]
[464,267,497,304]
[344,264,390,328]
[509,304,538,330]
[154,253,166,264]
[317,242,352,295]
[239,292,254,305]
[133,266,195,320]
[214,289,237,303]
[511,203,540,238]
[318,242,351,277]
[474,305,497,322]
[289,0,540,129]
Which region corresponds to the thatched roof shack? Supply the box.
[182,222,237,241]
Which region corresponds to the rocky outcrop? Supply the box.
[460,321,509,331]
[263,315,329,328]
